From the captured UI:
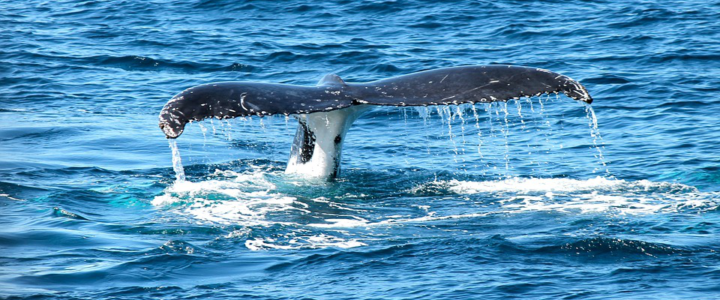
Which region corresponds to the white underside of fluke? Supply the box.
[285,105,370,180]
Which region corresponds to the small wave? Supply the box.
[643,51,720,64]
[657,100,713,109]
[7,51,258,74]
[0,126,81,142]
[0,108,26,113]
[607,7,675,28]
[582,75,631,84]
[551,237,685,257]
[368,63,402,73]
[285,4,317,13]
[156,240,205,255]
[343,37,391,49]
[266,51,298,62]
[349,1,404,14]
[408,22,445,29]
[95,55,257,73]
[52,207,89,221]
[192,0,258,11]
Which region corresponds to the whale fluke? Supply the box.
[158,83,355,138]
[159,65,593,180]
[353,65,592,106]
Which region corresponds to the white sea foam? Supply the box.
[152,169,300,226]
[154,171,718,251]
[306,211,495,228]
[244,234,366,251]
[153,169,371,251]
[309,217,372,228]
[446,176,624,194]
[435,177,718,215]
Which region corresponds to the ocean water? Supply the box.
[2,0,720,299]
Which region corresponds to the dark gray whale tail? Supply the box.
[159,65,593,179]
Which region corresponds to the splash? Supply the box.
[152,169,371,251]
[152,169,296,225]
[168,139,186,182]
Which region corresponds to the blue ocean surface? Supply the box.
[2,0,720,299]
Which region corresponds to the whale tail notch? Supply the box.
[317,73,347,87]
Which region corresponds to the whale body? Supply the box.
[159,65,593,180]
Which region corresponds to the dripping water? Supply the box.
[470,104,483,158]
[198,123,208,147]
[585,104,609,174]
[443,106,460,162]
[222,119,233,141]
[499,102,511,171]
[455,105,467,157]
[210,119,217,135]
[415,106,432,155]
[168,139,186,182]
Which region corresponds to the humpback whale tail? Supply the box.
[159,65,593,180]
